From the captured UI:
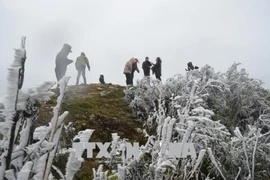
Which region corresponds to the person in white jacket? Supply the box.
[75,52,90,85]
[123,57,138,86]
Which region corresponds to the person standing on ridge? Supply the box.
[142,56,152,77]
[55,43,73,95]
[99,75,105,84]
[55,43,73,82]
[131,58,140,86]
[75,52,90,85]
[185,62,199,71]
[123,57,138,87]
[152,57,162,81]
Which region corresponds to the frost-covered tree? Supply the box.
[0,104,4,122]
[0,37,88,180]
[122,64,270,180]
[124,78,161,120]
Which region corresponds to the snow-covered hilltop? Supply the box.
[121,63,270,180]
[1,38,270,180]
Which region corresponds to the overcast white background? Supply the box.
[1,0,270,101]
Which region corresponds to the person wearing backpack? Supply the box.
[75,52,90,85]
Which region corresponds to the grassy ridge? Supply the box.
[37,84,146,179]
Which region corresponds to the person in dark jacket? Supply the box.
[99,74,105,84]
[142,56,152,77]
[185,62,199,71]
[55,43,73,81]
[152,57,162,81]
[99,74,112,85]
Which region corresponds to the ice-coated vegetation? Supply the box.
[116,63,270,180]
[1,37,270,180]
[0,38,92,180]
[93,63,270,180]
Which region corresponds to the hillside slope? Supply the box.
[37,83,146,179]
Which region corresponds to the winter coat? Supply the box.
[76,53,90,70]
[142,60,152,71]
[132,62,139,74]
[142,60,152,75]
[99,75,105,84]
[55,48,73,81]
[123,58,136,74]
[152,60,162,77]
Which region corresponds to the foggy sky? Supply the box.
[1,0,270,101]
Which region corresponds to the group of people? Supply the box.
[54,43,201,92]
[54,43,90,87]
[54,43,163,90]
[123,56,162,87]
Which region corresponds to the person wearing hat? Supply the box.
[75,52,90,85]
[55,43,73,82]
